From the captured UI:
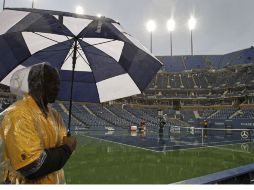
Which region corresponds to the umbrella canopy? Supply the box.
[0,8,162,103]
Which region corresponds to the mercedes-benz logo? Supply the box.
[241,131,249,139]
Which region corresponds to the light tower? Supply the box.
[167,18,175,56]
[146,20,156,53]
[188,16,196,56]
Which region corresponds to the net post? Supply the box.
[201,128,204,146]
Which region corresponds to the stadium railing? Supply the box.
[175,163,254,184]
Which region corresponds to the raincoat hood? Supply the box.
[10,63,60,116]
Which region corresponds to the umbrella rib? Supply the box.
[77,48,119,65]
[34,32,73,47]
[79,39,119,60]
[37,48,71,53]
[30,32,76,55]
[64,49,75,63]
[34,32,64,43]
[77,50,90,66]
[81,39,116,48]
[81,50,117,60]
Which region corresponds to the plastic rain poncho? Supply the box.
[0,63,67,184]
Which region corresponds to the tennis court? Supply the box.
[77,126,253,151]
[64,126,254,184]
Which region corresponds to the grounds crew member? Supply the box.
[159,115,166,134]
[203,120,208,137]
[0,63,76,184]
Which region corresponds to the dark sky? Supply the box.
[2,0,254,56]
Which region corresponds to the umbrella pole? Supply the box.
[3,0,6,10]
[67,37,78,136]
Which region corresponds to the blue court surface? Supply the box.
[75,126,254,152]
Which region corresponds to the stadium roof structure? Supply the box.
[157,46,254,73]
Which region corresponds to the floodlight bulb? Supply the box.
[188,16,196,30]
[146,20,156,32]
[167,18,175,32]
[76,6,84,14]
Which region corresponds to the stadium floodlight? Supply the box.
[167,18,175,32]
[146,20,156,53]
[188,16,196,56]
[146,20,156,32]
[76,5,84,15]
[167,18,175,56]
[188,16,196,31]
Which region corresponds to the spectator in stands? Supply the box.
[0,63,76,184]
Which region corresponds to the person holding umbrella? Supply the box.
[0,63,76,184]
[0,8,162,184]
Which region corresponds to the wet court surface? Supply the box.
[75,126,254,152]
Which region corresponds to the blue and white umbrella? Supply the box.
[0,8,162,133]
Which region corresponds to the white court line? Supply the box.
[83,135,162,153]
[146,139,252,152]
[82,134,253,153]
[206,141,253,154]
[206,145,251,154]
[147,139,245,149]
[172,141,253,152]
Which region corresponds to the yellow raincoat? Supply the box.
[0,95,67,184]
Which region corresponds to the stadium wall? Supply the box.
[208,119,254,129]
